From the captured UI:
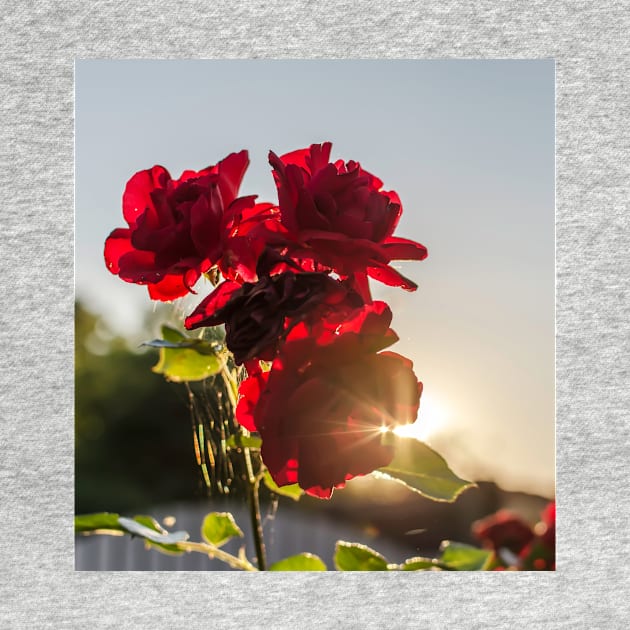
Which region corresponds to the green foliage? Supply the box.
[333,539,493,572]
[201,512,244,547]
[75,302,201,513]
[75,511,256,570]
[269,554,327,571]
[334,542,388,571]
[76,512,493,571]
[262,470,304,501]
[152,325,223,382]
[119,517,188,543]
[225,434,262,450]
[376,433,475,502]
[397,557,442,571]
[75,513,189,555]
[142,338,220,354]
[438,541,494,570]
[127,515,188,555]
[75,512,123,533]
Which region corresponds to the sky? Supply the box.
[75,60,555,498]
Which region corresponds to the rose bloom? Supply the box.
[266,142,428,297]
[185,271,361,365]
[236,302,422,498]
[104,151,274,301]
[472,509,535,555]
[519,501,556,570]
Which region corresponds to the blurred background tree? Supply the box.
[75,301,202,513]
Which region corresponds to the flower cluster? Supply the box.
[105,143,427,498]
[472,501,556,570]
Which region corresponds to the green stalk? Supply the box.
[244,446,267,570]
[220,362,266,570]
[178,540,257,571]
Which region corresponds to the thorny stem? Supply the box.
[244,445,267,570]
[207,263,267,571]
[177,540,257,571]
[220,360,267,570]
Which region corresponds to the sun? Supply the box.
[392,393,450,441]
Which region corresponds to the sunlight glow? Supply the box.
[392,393,450,442]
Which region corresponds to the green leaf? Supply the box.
[376,434,475,502]
[152,325,223,382]
[142,338,219,354]
[225,434,262,450]
[75,512,123,534]
[126,515,187,555]
[131,515,168,535]
[269,553,327,571]
[439,542,494,571]
[75,513,188,555]
[262,470,304,501]
[118,516,189,545]
[201,512,244,547]
[397,557,443,571]
[334,542,389,571]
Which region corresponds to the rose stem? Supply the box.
[209,269,266,570]
[243,446,266,570]
[219,367,267,570]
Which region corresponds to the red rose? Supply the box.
[236,302,422,498]
[104,151,275,301]
[519,501,556,570]
[185,271,360,365]
[472,510,534,555]
[266,142,428,296]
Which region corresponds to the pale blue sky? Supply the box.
[76,60,555,497]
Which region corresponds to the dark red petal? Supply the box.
[177,165,219,183]
[147,274,191,301]
[542,502,556,527]
[104,228,133,274]
[347,272,372,303]
[382,236,428,261]
[380,189,403,231]
[275,142,332,173]
[370,351,422,425]
[306,142,333,172]
[189,188,222,262]
[236,202,278,231]
[336,300,392,337]
[303,485,334,499]
[184,281,242,329]
[217,150,249,207]
[356,165,384,192]
[115,249,159,282]
[219,236,264,283]
[367,262,419,291]
[273,147,310,170]
[122,165,170,227]
[235,370,268,432]
[295,188,332,230]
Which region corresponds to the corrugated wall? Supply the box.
[76,501,418,571]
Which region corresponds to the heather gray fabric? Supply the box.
[1,2,629,628]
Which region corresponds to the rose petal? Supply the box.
[147,274,192,301]
[122,165,170,227]
[104,228,133,274]
[185,281,242,329]
[382,236,428,261]
[217,150,249,207]
[367,262,419,291]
